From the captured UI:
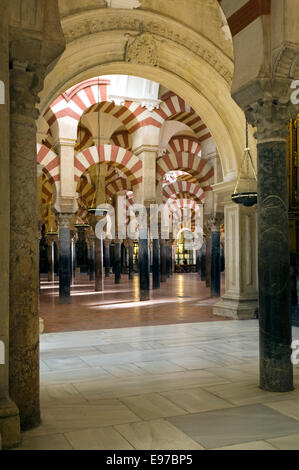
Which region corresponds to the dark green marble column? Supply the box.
[95,237,104,292]
[114,241,122,284]
[160,240,167,282]
[58,214,72,304]
[104,240,111,278]
[139,229,150,301]
[87,238,95,281]
[152,238,160,289]
[258,140,293,392]
[201,241,206,281]
[196,249,201,275]
[129,243,134,280]
[246,99,294,392]
[211,228,221,298]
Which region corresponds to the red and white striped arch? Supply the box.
[154,93,211,142]
[157,151,214,189]
[167,135,201,156]
[37,144,60,184]
[106,177,131,199]
[163,181,205,204]
[74,145,142,187]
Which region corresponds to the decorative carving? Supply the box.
[62,11,233,84]
[245,99,294,142]
[125,33,159,67]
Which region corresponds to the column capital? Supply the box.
[58,213,73,229]
[245,98,295,143]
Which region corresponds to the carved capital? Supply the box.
[245,99,294,142]
[10,62,45,120]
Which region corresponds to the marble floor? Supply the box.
[40,273,227,333]
[18,320,299,450]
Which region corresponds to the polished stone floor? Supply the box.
[18,320,299,450]
[40,273,227,333]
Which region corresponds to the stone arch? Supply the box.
[167,135,201,157]
[163,180,205,204]
[37,144,60,185]
[157,151,214,188]
[74,145,142,187]
[39,6,247,180]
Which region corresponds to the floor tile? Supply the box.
[18,433,73,450]
[168,404,299,449]
[267,433,299,450]
[213,440,277,450]
[115,419,204,450]
[65,426,134,450]
[120,393,187,420]
[203,381,298,406]
[24,400,140,437]
[160,388,232,413]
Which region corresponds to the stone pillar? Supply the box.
[71,232,77,285]
[160,240,167,283]
[211,225,221,298]
[114,241,122,284]
[152,238,160,289]
[246,99,295,392]
[95,237,104,292]
[87,235,95,281]
[46,236,56,282]
[196,249,201,275]
[139,229,150,301]
[128,242,134,280]
[205,233,211,288]
[58,214,72,304]
[0,2,20,446]
[9,68,41,432]
[200,239,206,282]
[213,203,258,319]
[104,240,111,278]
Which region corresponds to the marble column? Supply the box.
[128,243,134,280]
[95,237,104,292]
[160,240,167,283]
[87,236,95,282]
[211,226,221,298]
[104,240,111,278]
[0,3,20,446]
[114,241,122,284]
[58,214,72,304]
[201,240,206,281]
[205,234,211,288]
[71,232,77,285]
[246,100,294,392]
[139,229,150,301]
[152,238,160,289]
[196,249,201,275]
[46,236,55,282]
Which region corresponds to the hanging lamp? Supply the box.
[87,77,107,217]
[232,120,257,207]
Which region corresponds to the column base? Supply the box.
[0,398,20,449]
[213,297,258,320]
